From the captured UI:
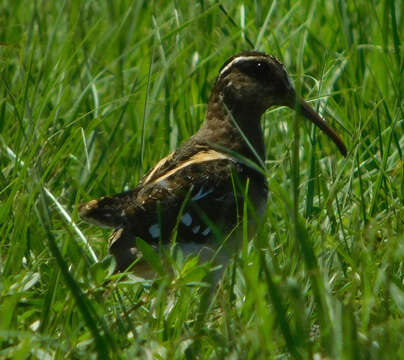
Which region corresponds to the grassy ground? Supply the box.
[1,0,403,358]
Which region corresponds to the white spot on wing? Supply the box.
[192,187,214,201]
[192,225,200,234]
[157,179,169,187]
[181,213,192,226]
[202,227,211,236]
[148,224,160,239]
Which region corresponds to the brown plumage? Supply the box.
[79,51,346,276]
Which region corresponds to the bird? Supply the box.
[79,51,346,280]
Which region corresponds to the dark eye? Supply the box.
[256,62,264,70]
[255,61,271,76]
[241,60,272,79]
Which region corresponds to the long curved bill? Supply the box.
[286,95,347,157]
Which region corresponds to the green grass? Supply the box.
[1,0,403,358]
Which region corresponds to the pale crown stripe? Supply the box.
[218,56,268,78]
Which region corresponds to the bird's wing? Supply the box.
[78,151,176,228]
[79,149,252,243]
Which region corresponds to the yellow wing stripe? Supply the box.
[150,150,232,185]
[143,152,174,184]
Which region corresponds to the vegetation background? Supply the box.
[1,0,403,358]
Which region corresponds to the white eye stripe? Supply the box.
[148,224,160,239]
[219,56,252,77]
[218,56,269,78]
[201,227,211,236]
[181,213,192,226]
[192,225,200,234]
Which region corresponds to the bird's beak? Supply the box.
[286,94,347,157]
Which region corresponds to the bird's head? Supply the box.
[213,51,347,156]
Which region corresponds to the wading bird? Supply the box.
[79,51,346,280]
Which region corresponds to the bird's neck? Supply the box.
[197,92,265,163]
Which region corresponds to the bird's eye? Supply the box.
[255,61,271,75]
[241,60,272,79]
